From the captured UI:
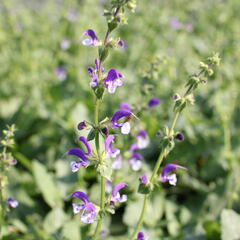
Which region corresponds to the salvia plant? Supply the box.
[63,0,221,239]
[0,124,18,238]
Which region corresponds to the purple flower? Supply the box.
[101,127,108,136]
[60,39,70,50]
[82,29,99,46]
[78,121,87,130]
[148,97,160,108]
[105,135,120,158]
[110,109,132,134]
[67,9,77,22]
[169,17,181,30]
[7,197,19,208]
[55,66,67,81]
[139,173,148,185]
[104,68,124,94]
[112,155,123,170]
[87,59,104,88]
[10,158,17,166]
[68,148,89,172]
[119,102,132,111]
[175,132,184,141]
[117,40,126,48]
[160,164,187,186]
[72,191,96,224]
[129,153,144,171]
[79,136,92,156]
[136,130,149,149]
[111,183,127,204]
[128,143,138,153]
[137,232,145,240]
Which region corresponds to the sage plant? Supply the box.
[66,0,137,239]
[129,54,220,239]
[65,0,220,239]
[0,125,18,237]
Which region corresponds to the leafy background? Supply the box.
[0,0,240,239]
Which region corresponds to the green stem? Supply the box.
[129,84,194,239]
[130,195,148,240]
[92,98,106,240]
[0,147,7,238]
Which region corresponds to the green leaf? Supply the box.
[221,209,240,240]
[32,161,62,208]
[43,207,67,234]
[138,183,151,194]
[61,220,81,240]
[87,128,96,141]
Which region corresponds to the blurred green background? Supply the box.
[0,0,240,239]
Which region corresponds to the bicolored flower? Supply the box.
[68,148,89,172]
[104,68,124,94]
[137,232,145,240]
[88,59,104,88]
[72,191,96,224]
[160,163,187,186]
[148,97,160,108]
[112,155,123,170]
[119,102,132,111]
[105,135,120,158]
[139,173,148,185]
[110,109,132,134]
[129,153,144,171]
[7,197,19,208]
[136,130,149,149]
[82,29,99,46]
[111,183,127,204]
[55,66,67,81]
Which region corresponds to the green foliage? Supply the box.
[0,0,240,239]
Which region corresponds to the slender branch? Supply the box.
[129,66,212,239]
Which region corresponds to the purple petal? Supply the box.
[117,40,125,48]
[128,143,138,153]
[7,197,19,208]
[77,121,87,130]
[83,29,98,46]
[79,136,92,156]
[148,97,160,108]
[136,130,149,149]
[137,232,145,240]
[110,109,132,129]
[119,102,132,111]
[112,183,127,198]
[88,67,94,75]
[81,202,96,224]
[10,158,17,165]
[139,173,148,185]
[137,130,148,138]
[55,66,67,81]
[101,127,108,136]
[160,163,187,183]
[72,203,84,214]
[70,161,84,172]
[104,69,124,94]
[95,59,100,71]
[71,191,89,204]
[105,135,120,158]
[68,148,87,161]
[175,133,184,141]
